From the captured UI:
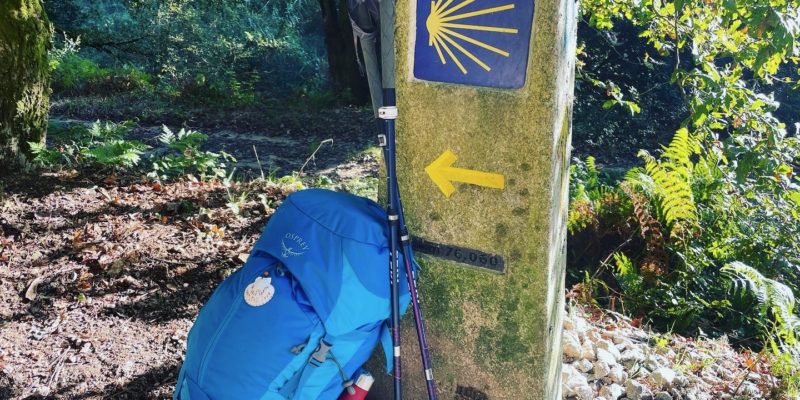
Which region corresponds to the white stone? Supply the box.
[562,363,579,382]
[607,364,627,384]
[564,314,576,330]
[596,348,617,366]
[621,346,645,361]
[625,379,653,400]
[714,365,733,380]
[644,355,663,371]
[654,391,672,400]
[575,386,594,400]
[740,381,760,397]
[674,374,688,388]
[574,316,590,335]
[593,360,611,380]
[612,333,626,345]
[576,359,594,373]
[564,330,583,359]
[563,364,590,398]
[651,367,676,389]
[615,339,632,352]
[599,383,625,400]
[581,340,596,361]
[597,339,622,361]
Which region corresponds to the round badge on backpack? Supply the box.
[244,277,274,307]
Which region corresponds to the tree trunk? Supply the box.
[317,0,370,104]
[0,0,51,166]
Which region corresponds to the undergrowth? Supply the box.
[571,0,800,394]
[30,121,148,170]
[26,121,352,217]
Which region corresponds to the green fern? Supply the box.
[81,140,149,168]
[158,125,208,153]
[722,262,800,359]
[612,252,645,294]
[87,120,133,142]
[150,125,235,181]
[586,155,599,189]
[630,128,699,228]
[28,141,71,167]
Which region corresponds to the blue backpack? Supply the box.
[174,189,410,399]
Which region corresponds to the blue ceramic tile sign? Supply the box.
[413,0,535,89]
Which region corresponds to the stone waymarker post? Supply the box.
[369,0,577,398]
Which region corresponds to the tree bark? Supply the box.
[0,0,51,166]
[317,0,370,104]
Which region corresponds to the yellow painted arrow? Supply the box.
[425,150,505,198]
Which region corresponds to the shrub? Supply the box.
[51,54,153,95]
[149,125,235,182]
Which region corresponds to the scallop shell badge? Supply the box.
[244,276,275,307]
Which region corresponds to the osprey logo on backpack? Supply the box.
[281,232,310,257]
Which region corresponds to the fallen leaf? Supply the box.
[209,225,224,238]
[25,276,44,301]
[108,259,125,276]
[237,253,249,263]
[72,229,84,245]
[119,275,142,288]
[103,175,117,186]
[77,273,93,292]
[98,188,112,201]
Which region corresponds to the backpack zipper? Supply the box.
[195,269,252,385]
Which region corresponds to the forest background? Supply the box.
[1,0,799,397]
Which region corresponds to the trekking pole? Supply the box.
[395,200,438,400]
[377,0,437,398]
[380,88,438,400]
[376,0,401,398]
[379,101,402,400]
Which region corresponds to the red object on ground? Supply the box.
[338,371,374,400]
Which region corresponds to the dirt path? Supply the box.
[1,109,384,398]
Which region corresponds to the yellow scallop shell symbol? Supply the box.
[425,0,520,74]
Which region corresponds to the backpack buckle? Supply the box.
[310,340,332,366]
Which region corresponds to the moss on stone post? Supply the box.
[368,0,577,398]
[0,0,51,166]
